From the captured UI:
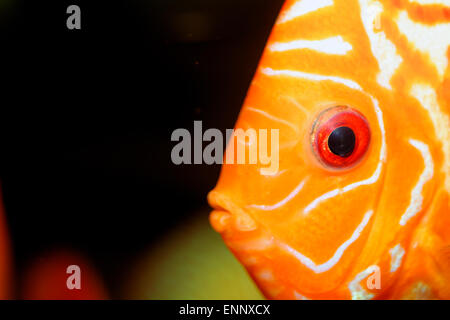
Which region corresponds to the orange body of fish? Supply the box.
[208,0,450,299]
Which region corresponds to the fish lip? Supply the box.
[207,190,258,232]
[207,190,230,213]
[207,190,243,217]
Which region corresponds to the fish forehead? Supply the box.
[210,0,450,299]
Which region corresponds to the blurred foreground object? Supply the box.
[0,190,11,299]
[21,250,107,300]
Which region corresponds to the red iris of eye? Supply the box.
[311,106,371,169]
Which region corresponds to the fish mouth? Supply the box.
[207,190,258,233]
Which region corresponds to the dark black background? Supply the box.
[0,0,284,296]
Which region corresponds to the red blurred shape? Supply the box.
[0,189,11,299]
[21,250,108,300]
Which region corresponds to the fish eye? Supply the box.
[311,106,370,169]
[328,126,356,157]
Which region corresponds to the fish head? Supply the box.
[208,0,449,299]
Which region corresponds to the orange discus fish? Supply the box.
[208,0,450,299]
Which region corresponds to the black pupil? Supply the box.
[328,126,356,157]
